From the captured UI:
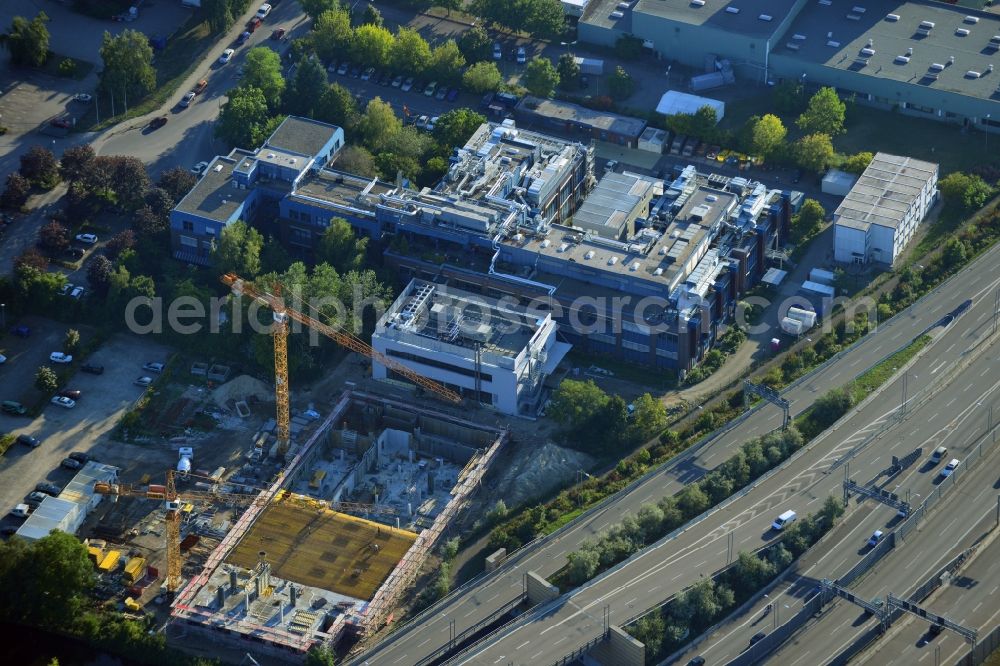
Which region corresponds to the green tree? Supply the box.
[750,113,787,157]
[317,218,368,271]
[608,65,634,100]
[941,237,969,269]
[351,24,394,69]
[2,12,50,67]
[842,151,874,175]
[432,108,487,149]
[216,86,273,148]
[938,171,994,210]
[523,57,559,97]
[392,28,432,77]
[566,546,600,585]
[793,133,835,173]
[2,172,30,209]
[457,25,492,62]
[335,145,378,177]
[158,166,197,203]
[35,365,58,393]
[19,145,60,189]
[0,531,93,628]
[215,221,263,277]
[773,80,806,114]
[59,144,95,183]
[316,83,359,129]
[203,0,233,34]
[242,47,285,109]
[287,56,328,117]
[792,198,825,242]
[430,40,466,84]
[462,61,503,94]
[524,0,567,39]
[676,483,710,517]
[627,393,667,443]
[99,29,155,102]
[630,613,666,659]
[557,52,580,89]
[357,98,402,152]
[614,34,643,61]
[360,3,384,27]
[435,0,464,14]
[63,328,80,353]
[807,386,855,432]
[304,645,336,666]
[300,0,340,20]
[311,8,353,64]
[797,86,846,135]
[548,379,609,427]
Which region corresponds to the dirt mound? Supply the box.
[489,440,595,508]
[211,375,272,408]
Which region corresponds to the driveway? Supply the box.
[0,328,172,517]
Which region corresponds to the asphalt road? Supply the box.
[674,340,1000,665]
[350,245,1000,664]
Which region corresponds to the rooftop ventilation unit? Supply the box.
[608,256,619,266]
[726,6,740,13]
[705,195,718,202]
[861,47,876,56]
[991,35,1000,44]
[949,55,956,64]
[557,243,568,252]
[885,13,899,21]
[691,0,705,6]
[581,250,594,259]
[818,0,832,5]
[787,42,801,50]
[929,62,945,71]
[828,40,841,47]
[213,164,224,173]
[966,70,981,78]
[610,10,624,18]
[846,13,861,20]
[989,64,995,73]
[759,14,773,21]
[617,1,630,8]
[852,5,866,12]
[895,54,911,64]
[854,57,870,66]
[956,28,970,36]
[266,153,276,158]
[964,16,979,24]
[793,33,807,40]
[630,261,641,272]
[919,20,935,29]
[540,239,551,248]
[924,72,939,80]
[659,246,668,255]
[907,47,913,55]
[653,267,664,276]
[867,38,874,47]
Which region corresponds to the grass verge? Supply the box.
[41,53,95,81]
[851,334,931,400]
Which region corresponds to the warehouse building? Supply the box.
[514,96,648,147]
[16,462,119,542]
[371,280,569,415]
[833,153,938,265]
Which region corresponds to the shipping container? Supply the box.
[98,550,121,572]
[808,268,836,285]
[125,557,146,583]
[87,546,103,565]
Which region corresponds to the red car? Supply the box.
[149,116,168,129]
[270,28,285,40]
[248,17,262,32]
[50,118,71,128]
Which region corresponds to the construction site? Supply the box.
[166,390,506,658]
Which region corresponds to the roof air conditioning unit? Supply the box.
[608,256,618,265]
[949,55,956,64]
[558,243,568,252]
[846,13,861,20]
[965,70,981,79]
[929,62,945,71]
[759,14,773,21]
[895,54,911,64]
[691,0,705,6]
[991,35,1000,44]
[867,38,874,47]
[787,42,801,50]
[854,57,869,66]
[861,47,875,56]
[964,16,979,24]
[989,64,995,73]
[956,28,970,37]
[726,6,740,13]
[907,46,913,55]
[617,1,630,8]
[654,268,664,276]
[885,13,899,21]
[630,262,640,271]
[852,5,866,12]
[818,0,832,5]
[610,10,624,18]
[540,239,551,248]
[793,33,807,40]
[584,250,595,259]
[827,40,841,47]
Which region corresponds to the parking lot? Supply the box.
[0,325,174,527]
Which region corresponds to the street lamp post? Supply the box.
[0,303,5,329]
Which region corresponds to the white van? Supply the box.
[771,510,797,531]
[10,504,30,519]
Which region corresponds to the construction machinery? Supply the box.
[220,273,462,456]
[93,472,395,594]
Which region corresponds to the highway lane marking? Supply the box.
[493,656,506,663]
[672,572,684,581]
[531,651,544,660]
[649,585,660,593]
[973,601,984,614]
[945,397,958,407]
[625,597,637,605]
[553,636,567,646]
[417,638,430,647]
[392,654,409,663]
[918,652,931,662]
[983,367,993,378]
[516,640,530,649]
[931,360,947,374]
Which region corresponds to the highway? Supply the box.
[673,340,1000,665]
[351,244,1000,664]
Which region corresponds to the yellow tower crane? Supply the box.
[93,473,392,595]
[220,273,462,456]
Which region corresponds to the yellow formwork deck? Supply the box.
[226,496,416,601]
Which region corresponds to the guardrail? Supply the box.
[412,593,526,666]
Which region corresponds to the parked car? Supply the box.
[337,62,350,75]
[3,401,28,416]
[349,66,361,78]
[247,17,262,32]
[51,396,76,409]
[435,86,448,101]
[61,458,83,470]
[939,458,960,478]
[16,434,41,448]
[401,77,414,92]
[68,452,92,463]
[59,390,82,400]
[706,145,720,160]
[236,31,251,45]
[50,118,71,128]
[149,116,168,129]
[75,233,97,244]
[49,352,73,364]
[143,362,165,373]
[219,48,235,64]
[193,79,208,94]
[256,3,271,19]
[493,43,502,60]
[59,283,74,296]
[415,115,430,130]
[0,354,5,364]
[81,363,104,375]
[516,46,526,64]
[378,71,392,86]
[191,161,209,175]
[361,67,375,81]
[70,286,85,300]
[427,116,439,132]
[446,87,459,102]
[9,325,30,337]
[35,483,61,496]
[10,504,30,519]
[65,247,85,260]
[134,376,153,387]
[930,446,947,464]
[749,631,767,647]
[424,81,437,96]
[270,27,285,40]
[26,491,48,503]
[391,74,404,88]
[73,93,93,103]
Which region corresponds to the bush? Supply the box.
[57,58,77,77]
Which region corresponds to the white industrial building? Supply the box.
[16,462,119,542]
[371,280,570,415]
[832,153,938,266]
